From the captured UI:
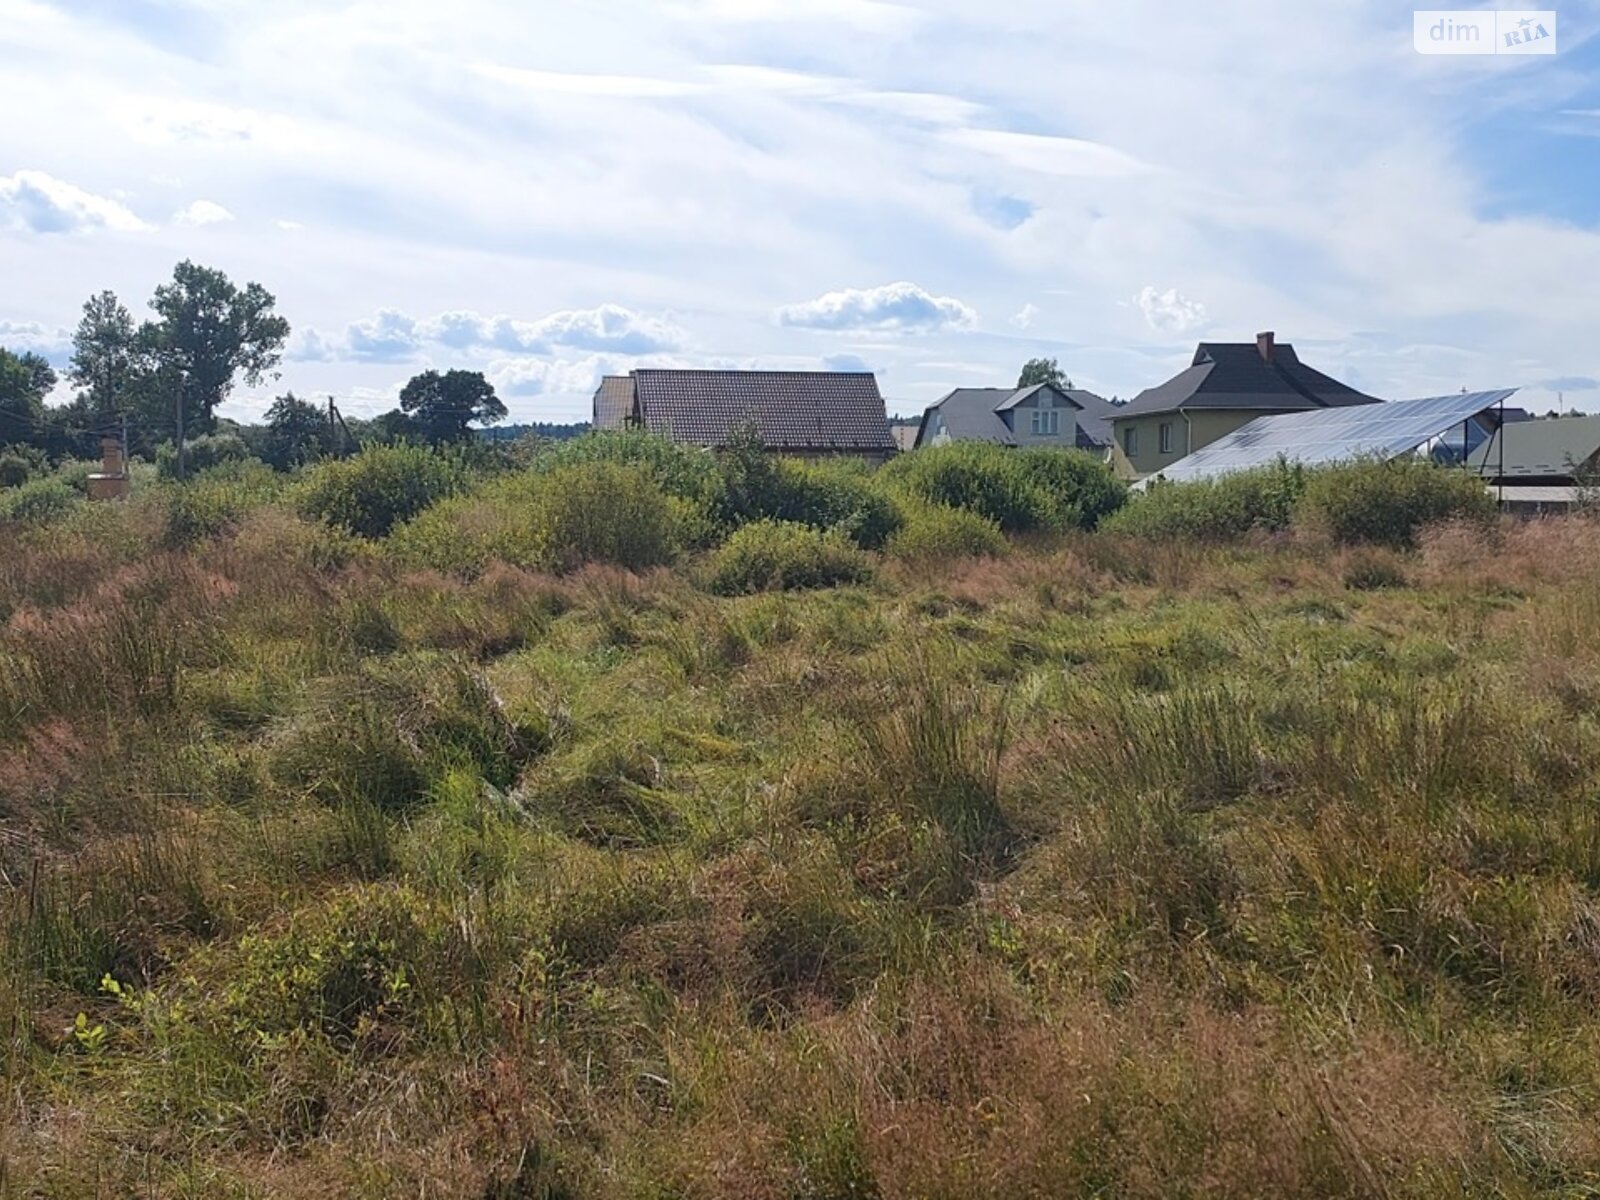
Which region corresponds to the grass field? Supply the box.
[3,443,1600,1197]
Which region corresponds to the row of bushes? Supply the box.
[1105,456,1495,548]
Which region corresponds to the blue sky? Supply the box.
[3,0,1600,422]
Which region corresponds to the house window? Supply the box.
[1159,422,1173,454]
[1123,427,1138,457]
[1031,411,1061,437]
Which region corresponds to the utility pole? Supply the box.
[328,395,337,450]
[121,413,130,477]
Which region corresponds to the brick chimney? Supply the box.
[1256,331,1276,362]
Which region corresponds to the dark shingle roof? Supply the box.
[593,376,634,430]
[914,384,1116,449]
[1117,342,1380,419]
[633,369,895,453]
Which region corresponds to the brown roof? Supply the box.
[632,369,895,453]
[592,376,634,431]
[1118,341,1380,419]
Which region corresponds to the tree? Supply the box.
[144,260,291,444]
[261,393,331,470]
[397,369,506,442]
[68,290,140,420]
[1018,357,1073,390]
[0,348,56,450]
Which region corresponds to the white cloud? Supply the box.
[822,352,873,373]
[0,170,149,234]
[173,199,235,226]
[0,319,67,352]
[943,129,1151,179]
[275,218,303,231]
[295,304,686,364]
[486,355,612,398]
[472,63,702,98]
[777,282,978,333]
[1134,286,1208,334]
[1010,303,1040,330]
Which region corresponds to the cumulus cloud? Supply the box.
[298,304,687,363]
[0,319,68,352]
[1134,286,1209,334]
[0,170,149,234]
[777,282,977,333]
[173,199,235,226]
[1010,303,1040,331]
[486,355,611,398]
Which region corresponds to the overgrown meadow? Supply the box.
[3,434,1598,1197]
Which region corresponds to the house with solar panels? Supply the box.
[911,383,1122,460]
[1112,332,1381,478]
[591,369,898,464]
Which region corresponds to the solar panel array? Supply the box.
[1149,390,1520,484]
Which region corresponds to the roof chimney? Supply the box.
[1256,331,1276,362]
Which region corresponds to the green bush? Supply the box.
[715,433,903,549]
[879,442,1121,533]
[0,476,80,525]
[1102,460,1307,541]
[534,461,684,572]
[155,433,253,481]
[533,429,719,502]
[298,444,465,538]
[1295,458,1495,549]
[390,462,682,576]
[0,445,48,489]
[1014,446,1128,530]
[887,503,1007,564]
[708,520,873,595]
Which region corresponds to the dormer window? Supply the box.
[1031,410,1060,436]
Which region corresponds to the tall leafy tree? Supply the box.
[68,290,140,420]
[0,348,57,450]
[144,260,291,440]
[398,369,506,442]
[261,393,331,470]
[1018,357,1073,390]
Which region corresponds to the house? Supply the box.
[913,383,1120,454]
[1112,332,1381,478]
[591,369,897,462]
[889,424,921,454]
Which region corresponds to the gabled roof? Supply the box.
[1469,414,1600,480]
[632,369,895,453]
[914,384,1116,450]
[593,376,634,431]
[1117,341,1381,419]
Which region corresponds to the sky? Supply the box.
[4,0,1600,424]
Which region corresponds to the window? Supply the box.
[1031,411,1043,436]
[1123,426,1139,457]
[1031,410,1060,436]
[1159,422,1173,454]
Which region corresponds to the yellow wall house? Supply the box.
[1112,332,1381,479]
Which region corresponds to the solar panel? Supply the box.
[1147,390,1519,484]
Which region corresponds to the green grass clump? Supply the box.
[0,475,81,525]
[707,520,872,594]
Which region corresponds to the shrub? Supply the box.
[708,520,872,595]
[390,462,682,575]
[533,429,719,502]
[1295,458,1495,549]
[534,462,684,572]
[156,461,287,549]
[155,433,253,481]
[715,432,903,548]
[1102,460,1306,541]
[298,443,465,538]
[880,443,1121,533]
[0,476,80,525]
[1014,446,1128,530]
[0,445,48,489]
[887,503,1007,565]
